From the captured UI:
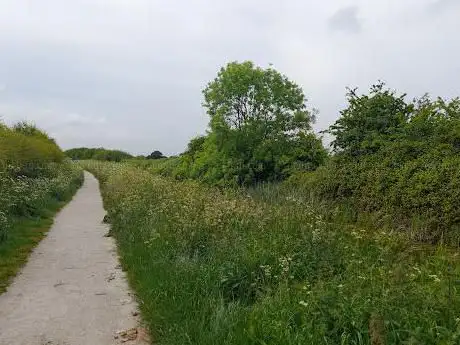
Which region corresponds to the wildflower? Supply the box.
[429,274,441,282]
[299,300,308,307]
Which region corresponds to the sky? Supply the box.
[0,0,459,155]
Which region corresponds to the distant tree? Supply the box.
[65,147,133,161]
[147,151,166,159]
[93,149,132,162]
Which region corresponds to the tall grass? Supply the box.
[0,122,83,290]
[83,160,460,345]
[0,122,83,242]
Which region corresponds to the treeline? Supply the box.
[150,62,460,244]
[65,147,133,162]
[66,147,167,162]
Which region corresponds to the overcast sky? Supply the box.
[0,0,459,155]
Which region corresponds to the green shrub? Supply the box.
[0,124,64,177]
[286,89,460,243]
[0,122,83,243]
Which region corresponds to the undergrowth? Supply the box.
[0,121,83,291]
[83,160,460,345]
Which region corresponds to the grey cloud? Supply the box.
[63,113,106,126]
[0,0,459,155]
[427,0,460,13]
[328,6,362,34]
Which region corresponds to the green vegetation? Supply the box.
[0,122,83,291]
[0,193,79,293]
[78,62,460,344]
[125,65,460,246]
[287,83,460,244]
[160,61,327,185]
[146,150,166,159]
[65,147,133,162]
[83,160,460,345]
[0,121,65,178]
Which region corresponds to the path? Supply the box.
[0,172,148,345]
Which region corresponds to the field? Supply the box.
[83,160,460,345]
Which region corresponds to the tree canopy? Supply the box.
[146,151,166,159]
[176,61,326,185]
[328,82,412,156]
[290,84,460,243]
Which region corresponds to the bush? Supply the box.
[0,123,64,177]
[287,88,460,243]
[0,122,83,243]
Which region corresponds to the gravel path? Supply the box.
[0,172,148,345]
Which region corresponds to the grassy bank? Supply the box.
[0,165,83,293]
[83,160,460,345]
[0,178,81,293]
[0,122,83,292]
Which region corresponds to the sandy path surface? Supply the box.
[0,172,148,345]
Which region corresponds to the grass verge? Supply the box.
[84,161,460,345]
[0,176,82,294]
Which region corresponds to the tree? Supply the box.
[328,82,412,156]
[194,61,326,185]
[147,151,165,159]
[184,136,206,156]
[203,61,313,135]
[302,85,460,242]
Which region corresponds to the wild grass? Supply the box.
[0,163,83,291]
[83,160,460,345]
[0,122,83,291]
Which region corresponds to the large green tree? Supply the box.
[192,61,326,185]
